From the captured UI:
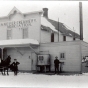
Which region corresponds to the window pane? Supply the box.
[60,53,65,59]
[7,30,11,39]
[73,37,75,40]
[63,53,64,58]
[63,36,66,41]
[51,33,54,42]
[60,54,62,58]
[23,28,28,39]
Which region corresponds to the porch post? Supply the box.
[1,47,4,60]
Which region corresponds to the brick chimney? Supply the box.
[43,8,48,18]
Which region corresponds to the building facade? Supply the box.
[0,7,87,73]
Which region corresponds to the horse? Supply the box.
[0,55,11,75]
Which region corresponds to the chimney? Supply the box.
[43,8,48,18]
[79,2,83,40]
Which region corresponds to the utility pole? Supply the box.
[73,27,75,38]
[58,18,59,42]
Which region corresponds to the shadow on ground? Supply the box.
[32,71,82,76]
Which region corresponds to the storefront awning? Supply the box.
[0,39,39,48]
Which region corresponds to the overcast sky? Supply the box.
[0,1,88,42]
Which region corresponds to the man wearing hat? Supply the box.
[54,56,60,74]
[12,59,20,75]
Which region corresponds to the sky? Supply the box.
[0,1,88,42]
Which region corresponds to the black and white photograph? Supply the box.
[0,0,87,88]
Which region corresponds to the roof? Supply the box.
[48,19,80,38]
[0,39,39,47]
[41,17,80,39]
[7,7,22,17]
[41,17,58,33]
[0,7,43,19]
[0,7,80,38]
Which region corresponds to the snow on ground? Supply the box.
[0,72,88,88]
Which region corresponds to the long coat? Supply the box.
[54,59,60,67]
[12,62,20,71]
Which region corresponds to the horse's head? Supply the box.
[7,56,11,64]
[4,56,11,65]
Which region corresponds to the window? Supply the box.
[7,29,12,39]
[23,28,28,39]
[60,53,65,59]
[51,33,54,42]
[39,56,44,61]
[73,37,75,41]
[63,36,66,41]
[38,56,44,65]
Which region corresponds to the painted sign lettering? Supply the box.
[0,18,36,28]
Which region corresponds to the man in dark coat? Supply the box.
[12,59,20,75]
[54,56,60,74]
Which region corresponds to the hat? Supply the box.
[14,59,17,60]
[55,56,58,59]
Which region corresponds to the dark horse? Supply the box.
[0,55,11,75]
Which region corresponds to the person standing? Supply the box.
[12,59,20,75]
[54,56,60,74]
[85,56,88,67]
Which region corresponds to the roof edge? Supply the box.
[0,7,43,19]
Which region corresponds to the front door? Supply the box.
[31,52,37,70]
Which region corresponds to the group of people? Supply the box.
[0,55,61,75]
[11,56,60,75]
[13,56,61,75]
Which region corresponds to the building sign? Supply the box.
[0,18,36,28]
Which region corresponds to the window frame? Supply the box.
[73,37,75,41]
[63,35,66,41]
[22,27,28,39]
[7,29,12,40]
[60,52,66,60]
[51,32,54,42]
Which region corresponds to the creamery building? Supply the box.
[0,7,87,73]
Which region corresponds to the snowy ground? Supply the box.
[0,72,88,88]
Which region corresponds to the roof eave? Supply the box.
[23,10,43,15]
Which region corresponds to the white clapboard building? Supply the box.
[0,7,87,73]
